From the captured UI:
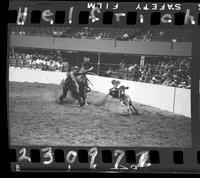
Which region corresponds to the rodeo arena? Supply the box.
[8,26,192,147]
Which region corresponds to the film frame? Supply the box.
[5,0,200,174]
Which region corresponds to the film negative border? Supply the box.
[7,1,200,173]
[8,2,200,27]
[9,147,200,172]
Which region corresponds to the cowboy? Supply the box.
[59,66,85,106]
[81,56,94,71]
[65,65,90,91]
[109,80,121,98]
[81,57,94,92]
[66,66,80,92]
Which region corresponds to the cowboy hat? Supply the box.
[72,66,79,70]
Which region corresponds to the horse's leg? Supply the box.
[77,84,86,106]
[76,94,85,107]
[82,87,87,105]
[59,86,68,104]
[73,88,85,107]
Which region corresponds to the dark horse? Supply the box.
[76,67,88,105]
[59,67,90,107]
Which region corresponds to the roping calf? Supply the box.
[118,85,138,115]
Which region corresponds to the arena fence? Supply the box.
[9,67,191,118]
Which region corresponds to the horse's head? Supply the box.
[79,67,87,73]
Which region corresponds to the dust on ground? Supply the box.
[8,82,192,147]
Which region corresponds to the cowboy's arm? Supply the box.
[75,72,86,76]
[75,69,91,76]
[69,72,78,85]
[88,66,94,71]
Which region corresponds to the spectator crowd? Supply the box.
[120,58,191,88]
[11,26,192,42]
[10,26,191,89]
[9,52,70,72]
[9,51,191,89]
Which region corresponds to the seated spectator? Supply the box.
[9,50,191,89]
[138,75,145,82]
[150,75,161,84]
[105,67,113,77]
[185,75,191,89]
[119,60,125,71]
[162,75,173,86]
[11,27,192,42]
[128,64,137,72]
[178,78,187,88]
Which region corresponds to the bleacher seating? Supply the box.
[9,51,191,89]
[10,26,192,42]
[23,61,29,68]
[16,59,23,68]
[10,58,17,67]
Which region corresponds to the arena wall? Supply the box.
[173,88,191,117]
[9,67,66,85]
[10,35,192,56]
[87,75,182,116]
[9,67,191,117]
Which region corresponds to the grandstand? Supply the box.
[10,26,192,42]
[9,49,191,89]
[9,26,192,89]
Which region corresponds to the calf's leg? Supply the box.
[120,101,126,114]
[130,101,138,114]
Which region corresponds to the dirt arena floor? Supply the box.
[9,81,192,147]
